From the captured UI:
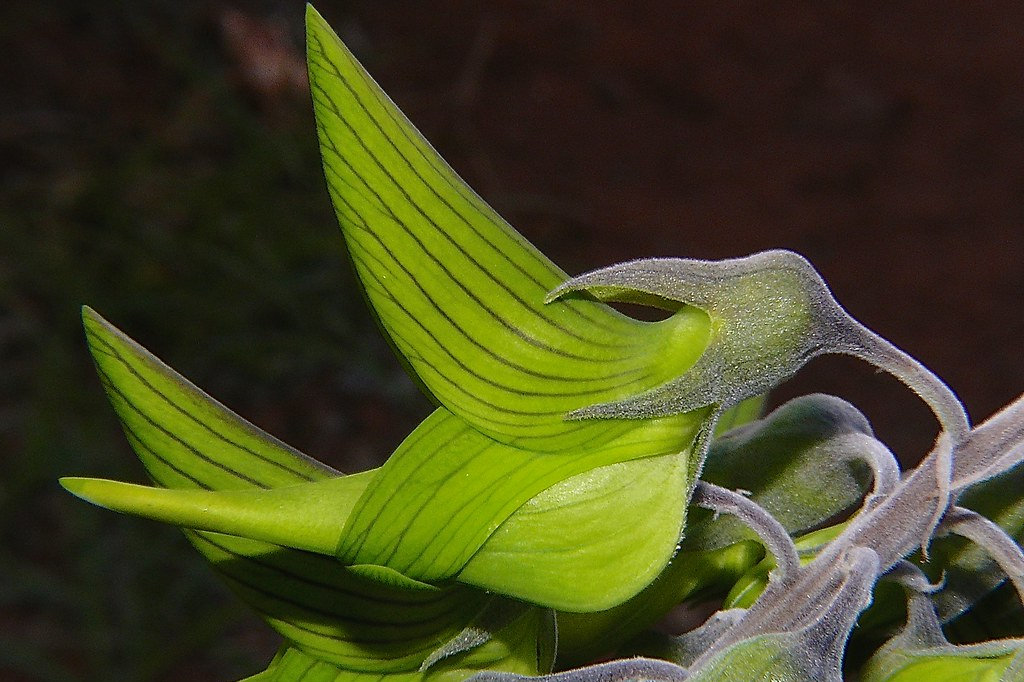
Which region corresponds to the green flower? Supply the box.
[61,6,971,681]
[61,6,722,679]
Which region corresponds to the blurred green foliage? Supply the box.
[1,1,426,678]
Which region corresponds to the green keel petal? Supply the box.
[459,453,690,612]
[337,407,705,606]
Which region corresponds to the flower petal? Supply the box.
[305,6,710,450]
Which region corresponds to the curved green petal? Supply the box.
[458,452,690,612]
[82,305,335,488]
[60,475,364,556]
[81,307,705,610]
[191,531,488,672]
[305,6,710,450]
[337,407,705,604]
[257,603,552,682]
[552,396,877,664]
[79,307,491,671]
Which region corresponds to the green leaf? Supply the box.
[304,5,711,452]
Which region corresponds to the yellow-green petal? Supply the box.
[255,603,553,682]
[305,5,710,450]
[337,407,705,604]
[79,307,494,671]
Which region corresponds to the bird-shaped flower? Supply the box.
[61,6,973,681]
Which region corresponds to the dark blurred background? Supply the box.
[2,1,1022,679]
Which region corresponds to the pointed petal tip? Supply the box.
[58,476,83,496]
[80,304,100,326]
[304,3,332,38]
[58,476,111,506]
[80,305,115,337]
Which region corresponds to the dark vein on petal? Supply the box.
[309,59,632,355]
[88,329,315,482]
[349,243,649,396]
